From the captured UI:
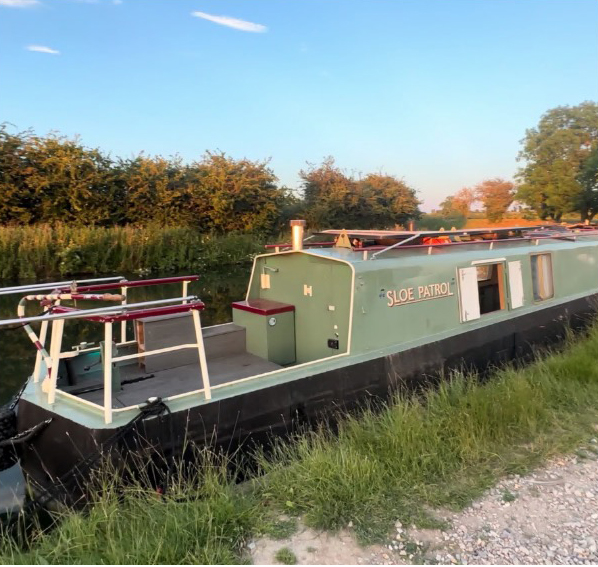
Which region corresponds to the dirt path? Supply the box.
[249,443,598,565]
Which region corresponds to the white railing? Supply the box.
[1,276,204,425]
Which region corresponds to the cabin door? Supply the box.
[295,261,349,363]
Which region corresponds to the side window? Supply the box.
[531,254,554,301]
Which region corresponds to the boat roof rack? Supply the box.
[262,225,598,256]
[316,226,542,238]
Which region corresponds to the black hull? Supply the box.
[17,294,597,497]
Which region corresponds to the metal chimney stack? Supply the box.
[290,220,306,251]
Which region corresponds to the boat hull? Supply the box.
[17,293,597,499]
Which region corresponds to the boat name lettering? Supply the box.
[386,282,453,307]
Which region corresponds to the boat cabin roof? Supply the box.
[315,226,545,239]
[263,225,598,269]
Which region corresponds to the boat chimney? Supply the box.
[290,220,306,251]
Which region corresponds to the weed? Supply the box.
[274,547,297,565]
[404,540,422,554]
[528,486,541,497]
[501,489,517,503]
[262,518,298,540]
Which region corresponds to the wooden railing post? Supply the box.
[192,309,211,400]
[120,286,127,343]
[47,319,65,405]
[33,308,49,383]
[182,280,189,304]
[104,322,113,424]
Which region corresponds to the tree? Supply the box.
[0,125,37,224]
[300,157,356,229]
[517,101,598,221]
[438,196,457,217]
[300,157,420,229]
[121,154,198,226]
[437,187,476,218]
[577,146,598,220]
[356,173,420,228]
[0,127,120,225]
[194,151,287,234]
[452,187,476,217]
[475,178,515,222]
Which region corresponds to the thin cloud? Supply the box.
[0,0,41,7]
[27,45,60,55]
[191,11,267,33]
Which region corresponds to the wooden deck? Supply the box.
[80,352,281,408]
[66,321,282,408]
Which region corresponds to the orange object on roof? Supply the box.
[422,236,451,244]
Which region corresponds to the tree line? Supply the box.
[0,125,421,233]
[439,101,598,222]
[3,100,596,231]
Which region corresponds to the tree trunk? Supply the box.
[580,206,590,222]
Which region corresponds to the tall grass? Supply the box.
[255,327,598,541]
[0,224,264,280]
[2,451,259,565]
[3,325,598,562]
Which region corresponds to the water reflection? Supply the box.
[0,267,249,514]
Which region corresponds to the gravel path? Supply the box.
[250,441,598,564]
[428,444,598,565]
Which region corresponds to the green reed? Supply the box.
[0,224,264,280]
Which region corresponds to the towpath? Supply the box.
[249,442,598,565]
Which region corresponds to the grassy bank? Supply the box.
[3,325,598,563]
[0,224,265,280]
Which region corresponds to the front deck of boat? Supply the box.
[79,352,280,408]
[63,322,281,408]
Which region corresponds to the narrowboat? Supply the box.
[2,220,598,499]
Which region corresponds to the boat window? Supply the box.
[476,263,506,315]
[476,265,492,281]
[531,254,554,301]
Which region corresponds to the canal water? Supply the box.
[0,267,249,514]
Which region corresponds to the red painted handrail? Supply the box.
[57,275,200,293]
[50,300,205,323]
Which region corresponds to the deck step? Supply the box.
[137,313,246,372]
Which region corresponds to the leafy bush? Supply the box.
[415,214,466,231]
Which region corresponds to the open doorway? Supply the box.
[476,263,506,315]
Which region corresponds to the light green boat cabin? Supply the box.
[236,224,598,369]
[15,223,598,431]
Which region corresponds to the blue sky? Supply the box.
[1,0,597,210]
